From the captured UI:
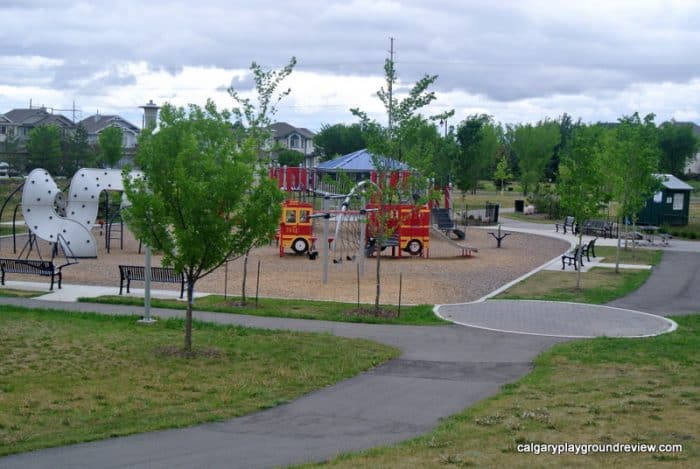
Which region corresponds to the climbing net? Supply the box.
[331,210,365,264]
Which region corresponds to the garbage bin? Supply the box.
[514,200,524,213]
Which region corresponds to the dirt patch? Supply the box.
[342,307,399,319]
[0,225,569,305]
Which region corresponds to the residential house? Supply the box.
[269,122,316,166]
[79,114,140,149]
[0,107,76,144]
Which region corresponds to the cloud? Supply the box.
[1,0,699,128]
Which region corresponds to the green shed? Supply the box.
[637,174,693,226]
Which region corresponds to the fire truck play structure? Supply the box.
[277,200,315,256]
[271,165,474,259]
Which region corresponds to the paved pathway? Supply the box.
[0,218,698,468]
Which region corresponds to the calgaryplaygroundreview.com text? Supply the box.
[517,442,683,456]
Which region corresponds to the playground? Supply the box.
[0,224,568,305]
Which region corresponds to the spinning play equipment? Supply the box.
[22,168,141,258]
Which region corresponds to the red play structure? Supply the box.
[277,200,315,256]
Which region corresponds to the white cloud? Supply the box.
[1,0,699,129]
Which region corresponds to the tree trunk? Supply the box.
[184,279,195,351]
[615,216,621,274]
[241,250,250,304]
[374,244,381,313]
[576,233,583,289]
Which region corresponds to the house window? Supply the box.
[0,126,5,135]
[673,193,684,211]
[289,134,300,148]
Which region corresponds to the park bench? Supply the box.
[581,219,616,238]
[581,238,597,262]
[555,216,576,234]
[118,265,186,298]
[0,258,63,290]
[561,247,583,270]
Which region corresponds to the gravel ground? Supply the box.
[0,226,569,305]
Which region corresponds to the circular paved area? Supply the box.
[437,300,676,338]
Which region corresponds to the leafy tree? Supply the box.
[63,124,95,175]
[123,101,283,351]
[351,54,442,312]
[229,57,296,302]
[546,113,579,181]
[314,123,366,161]
[512,120,560,195]
[454,114,500,194]
[97,126,124,168]
[558,124,608,288]
[493,153,514,194]
[658,121,700,177]
[276,148,305,167]
[26,125,63,174]
[602,113,661,271]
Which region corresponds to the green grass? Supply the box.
[595,246,663,265]
[0,288,44,298]
[496,268,655,304]
[501,211,558,224]
[305,314,699,468]
[78,295,446,325]
[0,306,399,456]
[496,248,661,304]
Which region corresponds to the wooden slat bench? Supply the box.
[0,258,62,290]
[118,265,185,298]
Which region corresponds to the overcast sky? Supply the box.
[2,0,699,131]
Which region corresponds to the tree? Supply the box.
[276,148,304,167]
[558,124,608,288]
[123,101,284,351]
[602,113,661,271]
[351,52,442,312]
[658,121,700,177]
[511,120,560,195]
[229,57,296,302]
[98,126,124,168]
[314,123,367,161]
[454,114,500,194]
[26,125,63,174]
[63,124,95,175]
[493,153,514,194]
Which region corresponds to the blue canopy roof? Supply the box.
[316,149,411,172]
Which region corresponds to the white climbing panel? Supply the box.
[22,169,97,257]
[22,168,143,258]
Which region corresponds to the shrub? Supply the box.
[527,185,562,219]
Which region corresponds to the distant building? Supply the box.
[0,107,76,144]
[269,122,316,166]
[79,114,140,149]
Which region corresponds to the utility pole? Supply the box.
[387,37,394,134]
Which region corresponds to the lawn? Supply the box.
[307,314,698,468]
[0,306,399,456]
[0,288,44,298]
[78,295,446,325]
[495,247,661,304]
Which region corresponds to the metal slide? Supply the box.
[429,226,478,256]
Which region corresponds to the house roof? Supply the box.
[270,122,315,139]
[3,108,50,124]
[2,108,75,129]
[79,114,139,134]
[655,173,693,191]
[316,149,411,172]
